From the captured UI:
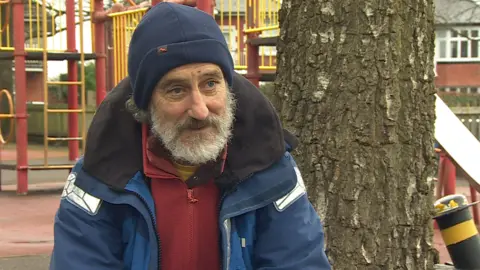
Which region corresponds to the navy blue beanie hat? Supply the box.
[127,3,234,110]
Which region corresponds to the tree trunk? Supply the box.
[273,0,438,269]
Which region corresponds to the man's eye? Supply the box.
[168,88,183,95]
[206,81,217,88]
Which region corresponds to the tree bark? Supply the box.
[273,0,438,269]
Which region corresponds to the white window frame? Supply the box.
[220,25,240,65]
[435,27,480,62]
[220,25,238,51]
[438,87,480,94]
[258,16,278,57]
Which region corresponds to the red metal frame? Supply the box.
[66,0,79,161]
[441,153,456,195]
[12,0,28,194]
[106,22,115,92]
[436,150,480,225]
[245,0,260,87]
[471,185,479,224]
[94,0,107,106]
[196,0,213,14]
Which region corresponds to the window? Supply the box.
[436,28,480,62]
[220,25,239,65]
[437,87,480,94]
[438,87,447,92]
[220,25,238,51]
[259,16,278,56]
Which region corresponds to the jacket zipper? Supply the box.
[186,187,198,268]
[126,190,162,270]
[217,174,251,270]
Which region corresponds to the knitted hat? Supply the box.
[127,3,234,110]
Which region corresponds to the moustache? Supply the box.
[178,117,218,131]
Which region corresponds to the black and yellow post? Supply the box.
[434,194,480,269]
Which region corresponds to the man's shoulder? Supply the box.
[258,152,306,212]
[61,157,112,213]
[273,159,306,212]
[231,151,306,211]
[60,169,104,216]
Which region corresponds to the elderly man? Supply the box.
[49,2,331,270]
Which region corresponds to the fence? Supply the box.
[439,92,480,107]
[110,8,148,84]
[453,107,480,140]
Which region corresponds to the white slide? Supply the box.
[435,94,480,190]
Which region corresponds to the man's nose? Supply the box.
[188,89,209,120]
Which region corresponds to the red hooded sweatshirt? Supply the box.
[142,124,226,270]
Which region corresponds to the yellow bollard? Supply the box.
[434,194,480,269]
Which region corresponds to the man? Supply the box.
[49,2,331,270]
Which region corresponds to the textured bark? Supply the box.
[273,0,438,269]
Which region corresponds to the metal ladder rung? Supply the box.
[0,114,15,119]
[47,81,82,85]
[29,164,74,170]
[46,137,83,141]
[46,109,84,113]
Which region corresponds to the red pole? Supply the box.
[94,0,107,106]
[470,185,479,225]
[12,0,28,194]
[66,0,79,161]
[245,1,260,87]
[436,154,445,199]
[246,43,260,87]
[443,154,456,195]
[434,154,445,230]
[105,22,115,92]
[196,0,213,14]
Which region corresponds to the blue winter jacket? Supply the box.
[49,74,331,270]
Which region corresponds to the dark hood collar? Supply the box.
[82,72,298,190]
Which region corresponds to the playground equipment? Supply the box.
[435,95,480,225]
[0,0,280,194]
[0,0,106,194]
[105,0,279,87]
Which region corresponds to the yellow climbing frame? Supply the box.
[109,0,281,85]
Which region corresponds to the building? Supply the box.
[435,0,480,106]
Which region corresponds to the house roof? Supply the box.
[435,0,480,25]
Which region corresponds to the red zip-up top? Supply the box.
[142,124,226,270]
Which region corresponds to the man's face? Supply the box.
[149,63,235,165]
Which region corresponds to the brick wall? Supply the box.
[435,63,480,87]
[25,71,64,104]
[26,72,43,102]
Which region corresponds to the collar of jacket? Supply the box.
[82,72,299,192]
[73,151,297,222]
